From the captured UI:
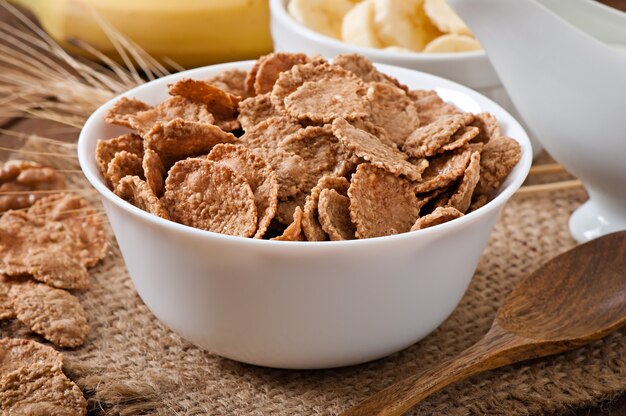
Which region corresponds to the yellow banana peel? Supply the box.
[11,0,274,68]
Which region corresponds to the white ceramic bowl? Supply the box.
[78,61,532,370]
[270,0,543,158]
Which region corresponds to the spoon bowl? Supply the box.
[342,231,626,416]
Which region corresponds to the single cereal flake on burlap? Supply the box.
[0,160,66,213]
[0,338,63,375]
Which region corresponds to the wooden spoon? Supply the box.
[342,230,626,416]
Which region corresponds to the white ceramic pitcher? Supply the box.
[448,0,626,242]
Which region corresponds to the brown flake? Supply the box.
[302,175,350,242]
[365,82,420,146]
[271,206,305,241]
[0,276,15,320]
[128,96,216,135]
[253,52,310,95]
[442,125,479,153]
[105,150,143,189]
[411,206,464,231]
[0,211,89,290]
[318,188,355,241]
[332,53,407,91]
[238,93,279,132]
[163,159,257,237]
[471,112,501,144]
[331,118,425,181]
[403,113,469,158]
[168,78,240,120]
[0,362,86,416]
[114,176,170,220]
[408,89,461,125]
[448,150,481,213]
[28,193,108,268]
[275,192,308,226]
[144,118,236,167]
[0,338,63,375]
[207,144,278,239]
[105,97,152,129]
[95,133,143,182]
[473,136,522,200]
[348,164,421,238]
[9,282,89,348]
[205,69,249,98]
[0,160,66,213]
[142,149,166,196]
[413,146,473,193]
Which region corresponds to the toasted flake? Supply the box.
[0,161,66,213]
[411,206,464,231]
[448,150,481,213]
[332,53,407,91]
[408,89,461,125]
[168,78,240,119]
[114,176,170,220]
[280,125,354,192]
[28,193,108,268]
[349,164,421,238]
[0,211,89,290]
[240,117,306,199]
[254,52,310,95]
[105,97,152,128]
[471,112,501,143]
[95,133,143,181]
[128,96,216,135]
[441,125,479,152]
[142,149,166,196]
[0,362,86,415]
[163,159,257,237]
[365,82,420,147]
[9,282,89,348]
[318,188,355,241]
[144,118,236,167]
[205,69,248,98]
[302,175,350,242]
[473,136,522,199]
[413,146,473,193]
[0,338,63,374]
[105,150,143,188]
[331,118,425,181]
[275,192,308,225]
[208,144,278,239]
[403,114,469,158]
[0,276,14,320]
[238,93,280,132]
[271,207,305,241]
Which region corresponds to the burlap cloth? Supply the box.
[2,144,625,415]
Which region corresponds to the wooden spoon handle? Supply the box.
[340,326,530,416]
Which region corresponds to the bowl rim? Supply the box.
[78,60,532,248]
[269,0,487,62]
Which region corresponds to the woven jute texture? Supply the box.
[2,145,625,415]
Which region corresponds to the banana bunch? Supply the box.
[288,0,481,53]
[11,0,273,68]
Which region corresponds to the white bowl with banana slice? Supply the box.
[270,0,542,157]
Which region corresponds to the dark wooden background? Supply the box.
[1,1,626,415]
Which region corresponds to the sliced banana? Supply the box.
[372,0,440,51]
[342,0,384,48]
[288,0,359,39]
[423,34,481,53]
[423,0,471,36]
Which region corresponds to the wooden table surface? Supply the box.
[2,2,626,415]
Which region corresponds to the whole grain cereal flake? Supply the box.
[163,159,257,237]
[104,97,152,129]
[0,362,86,416]
[447,150,481,213]
[331,118,426,181]
[142,148,166,196]
[471,112,501,144]
[473,136,522,199]
[0,211,89,290]
[318,188,355,241]
[205,68,249,98]
[407,89,461,126]
[275,191,308,226]
[237,93,279,132]
[413,146,473,193]
[348,164,421,239]
[28,193,108,268]
[9,282,89,348]
[302,175,350,242]
[0,338,63,375]
[251,52,310,96]
[0,160,66,213]
[127,96,216,136]
[168,78,240,120]
[411,206,464,231]
[114,176,170,220]
[207,144,278,239]
[271,206,305,241]
[105,150,144,188]
[0,276,15,320]
[332,53,407,91]
[95,133,143,182]
[403,113,471,158]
